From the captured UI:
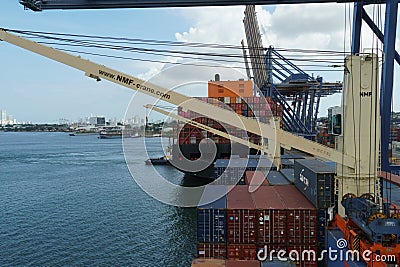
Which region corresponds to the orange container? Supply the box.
[191,258,226,267]
[208,80,253,98]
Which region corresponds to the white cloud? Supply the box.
[175,6,246,45]
[138,4,399,115]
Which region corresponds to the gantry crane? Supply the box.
[243,5,343,137]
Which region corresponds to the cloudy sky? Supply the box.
[0,2,398,123]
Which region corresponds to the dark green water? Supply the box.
[0,132,202,266]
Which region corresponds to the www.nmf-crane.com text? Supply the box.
[98,69,171,100]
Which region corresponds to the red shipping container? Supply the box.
[274,186,317,245]
[287,245,318,267]
[191,258,226,267]
[245,171,269,187]
[227,186,257,244]
[227,244,257,260]
[198,243,227,259]
[256,243,287,261]
[225,260,259,267]
[252,186,287,244]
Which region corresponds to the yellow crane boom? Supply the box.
[0,28,355,168]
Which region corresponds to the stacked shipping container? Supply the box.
[214,158,272,185]
[294,159,335,209]
[177,96,283,147]
[274,186,318,267]
[191,259,295,267]
[316,125,335,148]
[196,184,319,266]
[197,186,228,259]
[293,158,336,261]
[266,171,291,185]
[245,171,269,187]
[280,169,294,183]
[197,186,227,243]
[252,186,287,244]
[226,186,257,243]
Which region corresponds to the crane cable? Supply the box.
[3,28,347,72]
[340,3,348,202]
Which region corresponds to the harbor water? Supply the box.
[0,132,202,266]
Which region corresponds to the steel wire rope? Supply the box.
[8,29,348,65]
[5,28,356,55]
[340,3,349,201]
[53,47,343,73]
[349,6,361,197]
[30,38,346,70]
[377,4,386,205]
[368,4,376,201]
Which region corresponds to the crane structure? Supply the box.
[243,5,343,138]
[1,10,398,263]
[19,0,399,173]
[351,1,400,173]
[243,5,268,91]
[0,28,378,208]
[0,28,356,168]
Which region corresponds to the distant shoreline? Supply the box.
[0,124,72,132]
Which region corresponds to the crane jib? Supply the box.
[0,28,356,169]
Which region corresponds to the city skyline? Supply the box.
[0,108,149,126]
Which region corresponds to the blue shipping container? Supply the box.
[281,158,294,169]
[266,171,290,185]
[280,169,294,183]
[248,155,277,170]
[260,260,296,266]
[294,159,335,209]
[281,154,305,160]
[197,186,227,243]
[316,209,329,256]
[215,157,272,184]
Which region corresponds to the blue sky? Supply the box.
[0,2,196,123]
[0,2,397,123]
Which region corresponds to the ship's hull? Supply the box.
[171,143,260,179]
[69,132,98,136]
[99,133,122,139]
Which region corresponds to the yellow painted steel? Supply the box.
[0,28,355,168]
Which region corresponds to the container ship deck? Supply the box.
[172,76,282,179]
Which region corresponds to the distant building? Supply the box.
[1,110,6,125]
[89,116,106,126]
